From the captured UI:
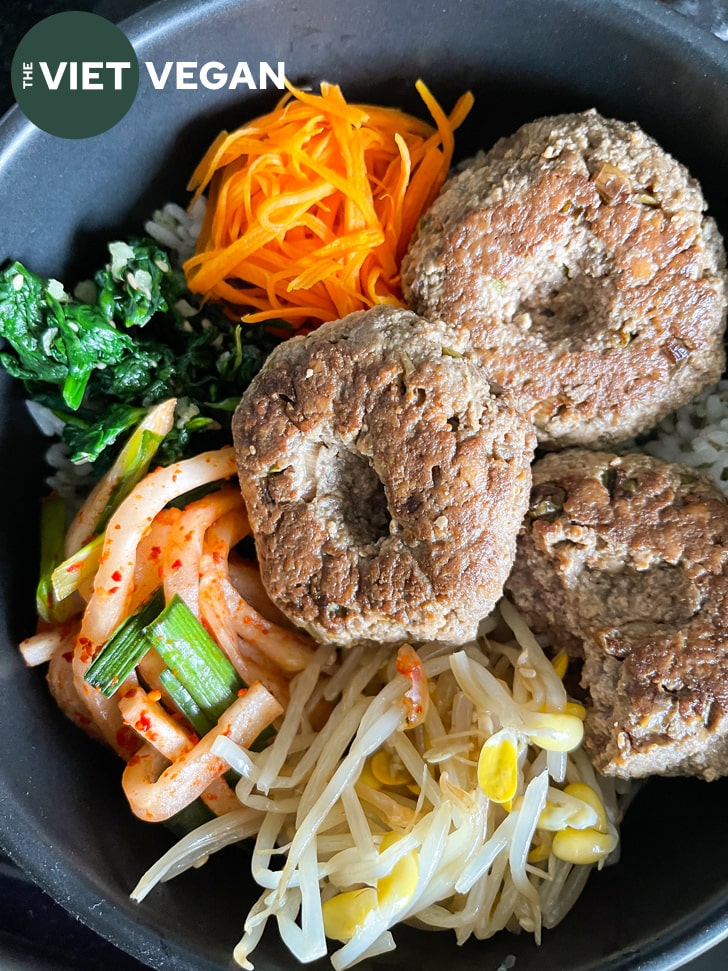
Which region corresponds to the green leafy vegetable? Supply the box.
[0,238,283,468]
[0,263,143,411]
[95,240,179,328]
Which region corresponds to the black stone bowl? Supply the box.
[1,0,728,968]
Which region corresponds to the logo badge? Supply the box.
[11,12,140,139]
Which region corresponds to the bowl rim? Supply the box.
[2,1,728,969]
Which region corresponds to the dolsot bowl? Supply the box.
[2,1,728,968]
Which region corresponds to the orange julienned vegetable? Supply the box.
[183,79,474,330]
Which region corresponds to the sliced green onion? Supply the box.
[166,481,222,510]
[144,594,244,721]
[85,588,165,696]
[249,722,277,753]
[158,668,214,736]
[165,799,215,839]
[160,664,274,750]
[85,589,275,749]
[36,493,71,623]
[95,426,165,534]
[51,533,103,603]
[51,402,174,606]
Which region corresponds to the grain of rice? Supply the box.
[145,197,206,264]
[621,379,728,496]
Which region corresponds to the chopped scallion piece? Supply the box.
[166,480,222,510]
[94,425,166,534]
[36,493,72,623]
[85,588,165,695]
[51,533,103,603]
[84,590,275,749]
[249,721,277,753]
[144,595,244,721]
[158,668,214,736]
[165,799,215,838]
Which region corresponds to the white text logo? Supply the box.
[145,61,286,91]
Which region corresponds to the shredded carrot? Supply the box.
[184,79,474,331]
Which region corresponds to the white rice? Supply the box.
[145,197,206,264]
[41,436,96,509]
[637,379,728,495]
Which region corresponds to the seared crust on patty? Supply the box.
[233,305,536,647]
[506,449,728,780]
[402,109,727,447]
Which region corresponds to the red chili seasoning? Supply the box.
[135,712,152,733]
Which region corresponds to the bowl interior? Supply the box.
[2,1,728,969]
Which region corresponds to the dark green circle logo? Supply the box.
[11,12,139,139]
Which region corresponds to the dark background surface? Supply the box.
[2,1,728,969]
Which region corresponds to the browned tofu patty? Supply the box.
[506,449,728,780]
[402,109,727,448]
[233,305,536,647]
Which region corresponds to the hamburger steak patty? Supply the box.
[402,109,727,448]
[506,449,728,780]
[233,305,536,647]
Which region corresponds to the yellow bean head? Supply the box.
[527,831,553,863]
[538,789,599,831]
[322,887,379,942]
[552,827,618,865]
[371,750,410,787]
[564,782,608,833]
[551,651,569,680]
[477,728,519,803]
[359,757,383,791]
[377,832,419,914]
[522,710,584,752]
